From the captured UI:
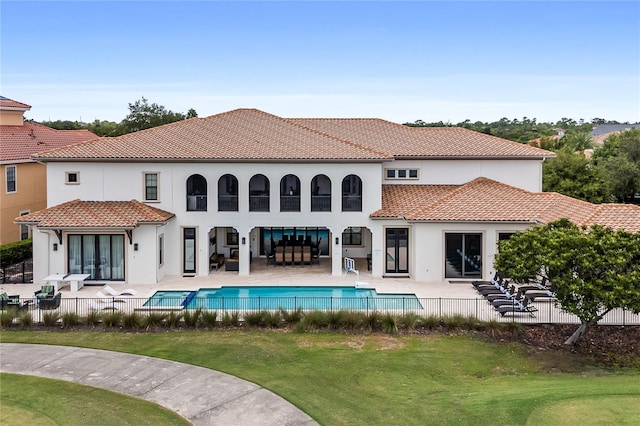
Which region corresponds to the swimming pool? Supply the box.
[143,286,423,311]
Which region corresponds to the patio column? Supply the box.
[238,228,251,276]
[330,227,343,277]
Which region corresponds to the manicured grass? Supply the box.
[2,330,639,425]
[0,373,190,426]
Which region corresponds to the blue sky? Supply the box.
[2,1,639,124]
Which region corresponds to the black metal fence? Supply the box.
[1,260,33,284]
[3,296,640,326]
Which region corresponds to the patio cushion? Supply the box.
[0,292,8,300]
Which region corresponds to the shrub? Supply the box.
[85,310,102,326]
[364,311,383,332]
[42,311,61,327]
[381,313,399,335]
[0,238,32,267]
[18,310,33,329]
[0,309,18,328]
[422,315,441,330]
[244,311,265,328]
[61,312,80,328]
[301,310,328,330]
[442,314,466,331]
[280,307,304,325]
[327,310,346,330]
[263,310,282,328]
[143,312,167,330]
[483,319,506,338]
[222,311,240,327]
[399,312,423,332]
[341,310,365,330]
[504,321,524,337]
[183,308,202,328]
[122,312,142,329]
[201,310,218,329]
[102,310,123,327]
[167,311,183,329]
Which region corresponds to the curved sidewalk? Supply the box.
[0,343,316,426]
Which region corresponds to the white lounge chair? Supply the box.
[96,291,126,303]
[87,300,120,310]
[103,285,138,296]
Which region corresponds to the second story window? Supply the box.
[218,174,238,211]
[186,174,207,211]
[342,174,362,212]
[144,172,159,201]
[311,174,331,212]
[249,174,270,212]
[65,171,80,184]
[280,174,300,212]
[5,165,16,193]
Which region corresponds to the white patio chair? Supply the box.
[103,285,138,296]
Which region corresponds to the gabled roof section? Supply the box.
[33,109,390,162]
[291,118,555,159]
[0,96,31,111]
[374,178,639,232]
[1,122,96,162]
[14,200,175,229]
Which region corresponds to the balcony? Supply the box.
[187,195,207,211]
[249,195,270,212]
[342,195,362,212]
[218,195,238,212]
[280,195,301,212]
[311,195,331,212]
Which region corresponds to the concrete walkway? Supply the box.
[0,343,317,426]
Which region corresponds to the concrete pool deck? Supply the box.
[0,260,481,301]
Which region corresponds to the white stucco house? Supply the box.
[17,109,640,286]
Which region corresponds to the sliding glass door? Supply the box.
[444,233,482,278]
[68,234,125,280]
[183,228,196,274]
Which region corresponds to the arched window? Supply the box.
[249,174,270,212]
[311,174,331,212]
[342,174,362,212]
[280,174,300,212]
[218,174,238,211]
[186,174,207,211]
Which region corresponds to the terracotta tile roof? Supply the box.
[373,178,640,232]
[0,96,31,110]
[291,118,555,159]
[14,200,175,228]
[33,109,389,162]
[32,109,553,162]
[584,204,640,233]
[1,122,96,162]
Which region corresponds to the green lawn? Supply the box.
[2,330,639,425]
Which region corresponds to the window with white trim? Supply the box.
[5,165,16,193]
[19,211,30,240]
[144,172,159,201]
[384,168,419,180]
[159,234,164,266]
[65,171,80,184]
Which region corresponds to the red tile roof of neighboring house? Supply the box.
[33,109,554,162]
[0,96,31,111]
[373,178,640,232]
[14,199,175,228]
[1,122,97,162]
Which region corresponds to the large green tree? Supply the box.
[120,97,197,133]
[594,128,640,202]
[542,151,611,203]
[494,219,640,345]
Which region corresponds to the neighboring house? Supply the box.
[16,109,640,285]
[589,123,640,145]
[0,96,96,245]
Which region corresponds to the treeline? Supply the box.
[38,97,197,137]
[406,117,640,204]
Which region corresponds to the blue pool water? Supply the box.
[143,286,423,311]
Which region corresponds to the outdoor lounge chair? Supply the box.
[87,300,120,310]
[96,291,127,303]
[495,298,538,317]
[103,285,138,296]
[1,292,26,310]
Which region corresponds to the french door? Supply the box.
[183,228,196,274]
[385,228,408,274]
